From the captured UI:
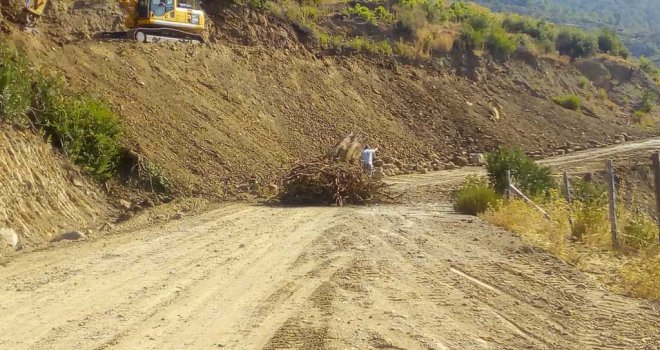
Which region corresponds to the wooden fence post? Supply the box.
[563,172,575,231]
[606,160,619,248]
[652,152,660,243]
[505,170,512,200]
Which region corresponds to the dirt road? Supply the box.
[1,140,659,350]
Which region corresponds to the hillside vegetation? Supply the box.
[471,0,660,65]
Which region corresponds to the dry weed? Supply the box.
[483,192,660,300]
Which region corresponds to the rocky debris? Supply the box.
[50,230,86,243]
[0,228,21,251]
[119,199,132,211]
[469,153,485,166]
[115,211,134,223]
[453,155,469,167]
[444,162,458,170]
[171,212,184,220]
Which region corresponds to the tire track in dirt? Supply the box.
[1,139,659,349]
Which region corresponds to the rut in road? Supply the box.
[0,139,659,349]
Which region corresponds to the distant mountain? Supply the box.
[470,0,660,63]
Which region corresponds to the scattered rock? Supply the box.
[268,183,278,192]
[0,228,20,251]
[468,153,485,166]
[453,155,469,167]
[51,230,86,243]
[72,179,84,187]
[140,198,155,208]
[115,211,134,223]
[490,106,500,121]
[444,162,457,170]
[171,212,183,220]
[119,199,132,211]
[373,159,384,167]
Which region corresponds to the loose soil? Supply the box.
[0,139,658,350]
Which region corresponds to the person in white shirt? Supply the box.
[360,145,378,175]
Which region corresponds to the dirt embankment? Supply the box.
[0,126,110,260]
[2,1,655,192]
[0,0,657,250]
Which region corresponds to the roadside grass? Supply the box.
[453,149,660,300]
[483,190,659,300]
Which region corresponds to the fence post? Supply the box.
[606,160,619,248]
[652,152,660,243]
[563,172,575,231]
[505,170,512,200]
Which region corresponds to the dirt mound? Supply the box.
[0,126,110,260]
[0,0,655,199]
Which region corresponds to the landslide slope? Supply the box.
[0,0,655,195]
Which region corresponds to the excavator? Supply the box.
[23,0,207,43]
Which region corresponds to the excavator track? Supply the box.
[98,28,204,44]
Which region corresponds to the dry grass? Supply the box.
[483,191,660,300]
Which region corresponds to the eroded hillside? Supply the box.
[0,0,657,198]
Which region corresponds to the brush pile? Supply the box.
[276,133,395,206]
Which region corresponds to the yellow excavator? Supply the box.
[23,0,207,43]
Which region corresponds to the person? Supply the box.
[360,145,378,175]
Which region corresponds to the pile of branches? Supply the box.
[277,159,393,206]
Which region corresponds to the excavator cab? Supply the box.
[133,0,205,31]
[122,0,206,42]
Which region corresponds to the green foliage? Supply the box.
[502,13,555,42]
[0,46,33,123]
[374,5,394,21]
[597,28,625,56]
[622,213,657,250]
[453,176,499,215]
[347,3,377,25]
[485,147,555,197]
[470,0,659,64]
[31,79,123,180]
[247,0,268,10]
[457,24,486,52]
[577,76,589,88]
[555,28,598,58]
[553,94,581,110]
[398,0,447,23]
[485,26,516,60]
[350,37,393,55]
[1,45,124,181]
[639,57,658,76]
[635,90,656,114]
[571,178,607,206]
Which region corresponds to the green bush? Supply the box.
[502,14,555,41]
[597,28,625,56]
[555,28,598,58]
[485,147,555,197]
[456,24,485,52]
[454,179,499,215]
[374,5,394,21]
[1,45,124,181]
[485,27,516,60]
[0,46,33,123]
[32,80,123,180]
[577,76,589,88]
[347,4,377,25]
[553,94,581,110]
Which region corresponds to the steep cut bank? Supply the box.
[0,126,109,261]
[0,0,656,197]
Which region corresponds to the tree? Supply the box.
[555,28,597,58]
[597,28,624,56]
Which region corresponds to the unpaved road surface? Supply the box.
[1,140,659,350]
